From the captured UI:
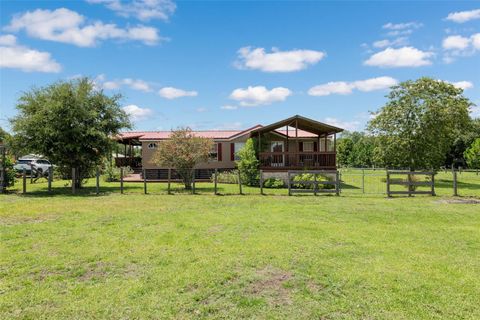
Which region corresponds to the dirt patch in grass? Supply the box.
[436,198,480,204]
[247,266,293,306]
[0,215,58,226]
[207,225,224,234]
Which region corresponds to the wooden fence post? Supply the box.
[167,168,171,194]
[287,171,291,196]
[143,168,147,194]
[214,168,218,195]
[313,174,317,196]
[259,169,264,195]
[96,167,100,195]
[120,167,124,194]
[453,168,458,196]
[237,170,242,195]
[407,173,412,197]
[72,167,76,194]
[335,171,340,196]
[48,166,53,193]
[386,171,391,197]
[361,169,365,194]
[431,172,435,196]
[23,168,27,194]
[192,169,195,194]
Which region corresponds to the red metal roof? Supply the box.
[117,127,321,141]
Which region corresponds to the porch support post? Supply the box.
[324,134,328,152]
[295,119,299,167]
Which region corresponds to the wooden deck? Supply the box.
[259,152,336,170]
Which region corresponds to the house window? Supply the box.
[147,143,157,150]
[209,143,218,161]
[234,142,245,160]
[303,141,314,152]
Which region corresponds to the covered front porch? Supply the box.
[251,115,343,171]
[114,133,142,169]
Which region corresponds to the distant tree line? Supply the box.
[338,78,479,170]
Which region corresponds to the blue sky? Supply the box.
[1,1,479,133]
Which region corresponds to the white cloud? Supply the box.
[0,34,61,73]
[353,77,399,92]
[438,80,474,90]
[235,47,325,72]
[196,107,207,113]
[442,35,471,50]
[451,81,474,90]
[5,8,162,47]
[308,76,397,96]
[470,106,480,118]
[382,21,423,30]
[373,37,408,48]
[472,34,480,49]
[0,34,16,46]
[446,9,480,23]
[220,105,238,110]
[122,104,153,121]
[382,22,422,37]
[323,117,360,131]
[364,47,434,67]
[88,0,176,22]
[122,78,151,92]
[229,86,292,106]
[308,82,354,96]
[158,87,198,99]
[94,75,152,92]
[442,33,480,62]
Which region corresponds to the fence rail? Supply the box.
[287,170,340,196]
[386,171,435,197]
[3,166,479,198]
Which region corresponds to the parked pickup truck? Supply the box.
[13,157,53,175]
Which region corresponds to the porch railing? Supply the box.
[259,152,336,169]
[114,156,142,168]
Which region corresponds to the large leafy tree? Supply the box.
[10,78,131,187]
[464,138,480,169]
[368,78,472,170]
[152,127,213,189]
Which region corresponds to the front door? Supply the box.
[270,141,284,166]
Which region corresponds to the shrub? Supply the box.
[292,173,335,189]
[263,177,285,188]
[2,156,16,188]
[211,170,239,184]
[236,138,259,186]
[102,159,132,182]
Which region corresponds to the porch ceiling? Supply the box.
[251,115,344,136]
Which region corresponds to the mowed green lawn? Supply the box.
[1,181,480,319]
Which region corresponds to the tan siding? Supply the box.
[141,135,250,169]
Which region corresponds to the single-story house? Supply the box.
[114,115,343,180]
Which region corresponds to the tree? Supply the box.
[445,118,480,168]
[236,138,260,186]
[0,126,10,144]
[368,78,472,170]
[337,131,377,168]
[337,137,354,167]
[10,78,131,187]
[464,138,480,169]
[152,127,213,189]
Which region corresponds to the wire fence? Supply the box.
[3,166,480,198]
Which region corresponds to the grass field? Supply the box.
[1,176,480,319]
